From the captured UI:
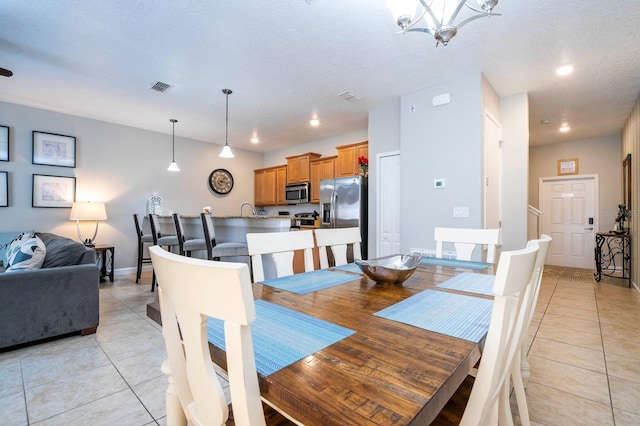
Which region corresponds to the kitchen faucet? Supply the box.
[240,202,257,216]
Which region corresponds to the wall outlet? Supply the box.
[453,207,469,217]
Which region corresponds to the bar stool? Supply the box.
[133,214,153,283]
[201,213,250,262]
[173,213,207,257]
[149,213,180,291]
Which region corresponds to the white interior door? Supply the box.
[541,175,598,268]
[484,110,502,231]
[377,151,401,257]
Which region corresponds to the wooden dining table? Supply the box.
[148,260,494,425]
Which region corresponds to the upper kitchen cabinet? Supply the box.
[254,165,287,206]
[310,156,336,203]
[336,141,368,177]
[286,152,321,184]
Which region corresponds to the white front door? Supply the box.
[377,151,401,257]
[541,175,598,268]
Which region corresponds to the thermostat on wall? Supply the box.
[434,178,446,189]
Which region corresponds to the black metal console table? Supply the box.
[594,232,631,287]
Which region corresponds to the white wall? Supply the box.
[399,74,484,253]
[530,135,622,232]
[500,93,529,250]
[0,101,264,270]
[367,99,401,258]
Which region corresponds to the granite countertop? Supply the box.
[214,215,293,219]
[159,215,293,219]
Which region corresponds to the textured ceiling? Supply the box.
[1,1,639,152]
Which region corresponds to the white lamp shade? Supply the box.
[69,202,107,221]
[167,161,180,171]
[219,144,235,158]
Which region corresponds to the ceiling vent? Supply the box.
[338,91,364,103]
[151,81,171,92]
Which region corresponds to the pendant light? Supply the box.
[167,118,180,171]
[219,89,235,158]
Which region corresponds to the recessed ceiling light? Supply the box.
[559,124,570,132]
[251,136,259,144]
[556,65,574,76]
[310,118,320,127]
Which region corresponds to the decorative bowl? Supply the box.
[355,253,422,286]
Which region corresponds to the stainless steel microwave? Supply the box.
[285,182,310,204]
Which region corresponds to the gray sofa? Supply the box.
[0,233,100,350]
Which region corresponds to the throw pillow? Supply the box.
[0,231,34,267]
[3,231,35,267]
[5,234,46,272]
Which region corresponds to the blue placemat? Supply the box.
[420,257,492,270]
[374,290,493,343]
[261,269,356,294]
[436,272,496,296]
[207,300,355,376]
[332,263,363,274]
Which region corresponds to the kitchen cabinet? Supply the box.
[276,166,287,205]
[254,165,287,206]
[286,152,321,184]
[336,141,368,177]
[310,156,336,203]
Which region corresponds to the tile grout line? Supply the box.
[594,280,618,426]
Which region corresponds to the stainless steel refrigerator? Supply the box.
[319,176,368,259]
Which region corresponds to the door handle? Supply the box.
[585,227,594,231]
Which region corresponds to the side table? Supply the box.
[93,245,115,283]
[594,232,631,287]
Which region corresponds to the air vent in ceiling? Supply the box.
[338,91,364,103]
[151,81,171,92]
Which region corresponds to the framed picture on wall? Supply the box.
[32,174,76,208]
[557,158,579,176]
[32,131,76,168]
[0,171,7,207]
[0,125,8,162]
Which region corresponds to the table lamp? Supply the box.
[69,201,107,247]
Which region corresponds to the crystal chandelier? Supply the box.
[387,0,500,46]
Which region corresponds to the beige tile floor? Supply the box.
[1,266,639,425]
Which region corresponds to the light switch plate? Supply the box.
[453,207,469,217]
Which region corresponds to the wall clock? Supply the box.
[208,168,234,194]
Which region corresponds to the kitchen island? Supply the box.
[155,214,293,242]
[154,215,295,279]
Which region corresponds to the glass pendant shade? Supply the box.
[167,161,180,171]
[219,144,234,158]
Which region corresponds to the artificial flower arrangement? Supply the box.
[358,156,368,166]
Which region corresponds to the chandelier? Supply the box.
[387,0,500,46]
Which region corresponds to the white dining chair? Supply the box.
[510,234,552,425]
[434,227,501,263]
[432,243,539,425]
[246,230,315,282]
[149,246,294,426]
[313,227,362,269]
